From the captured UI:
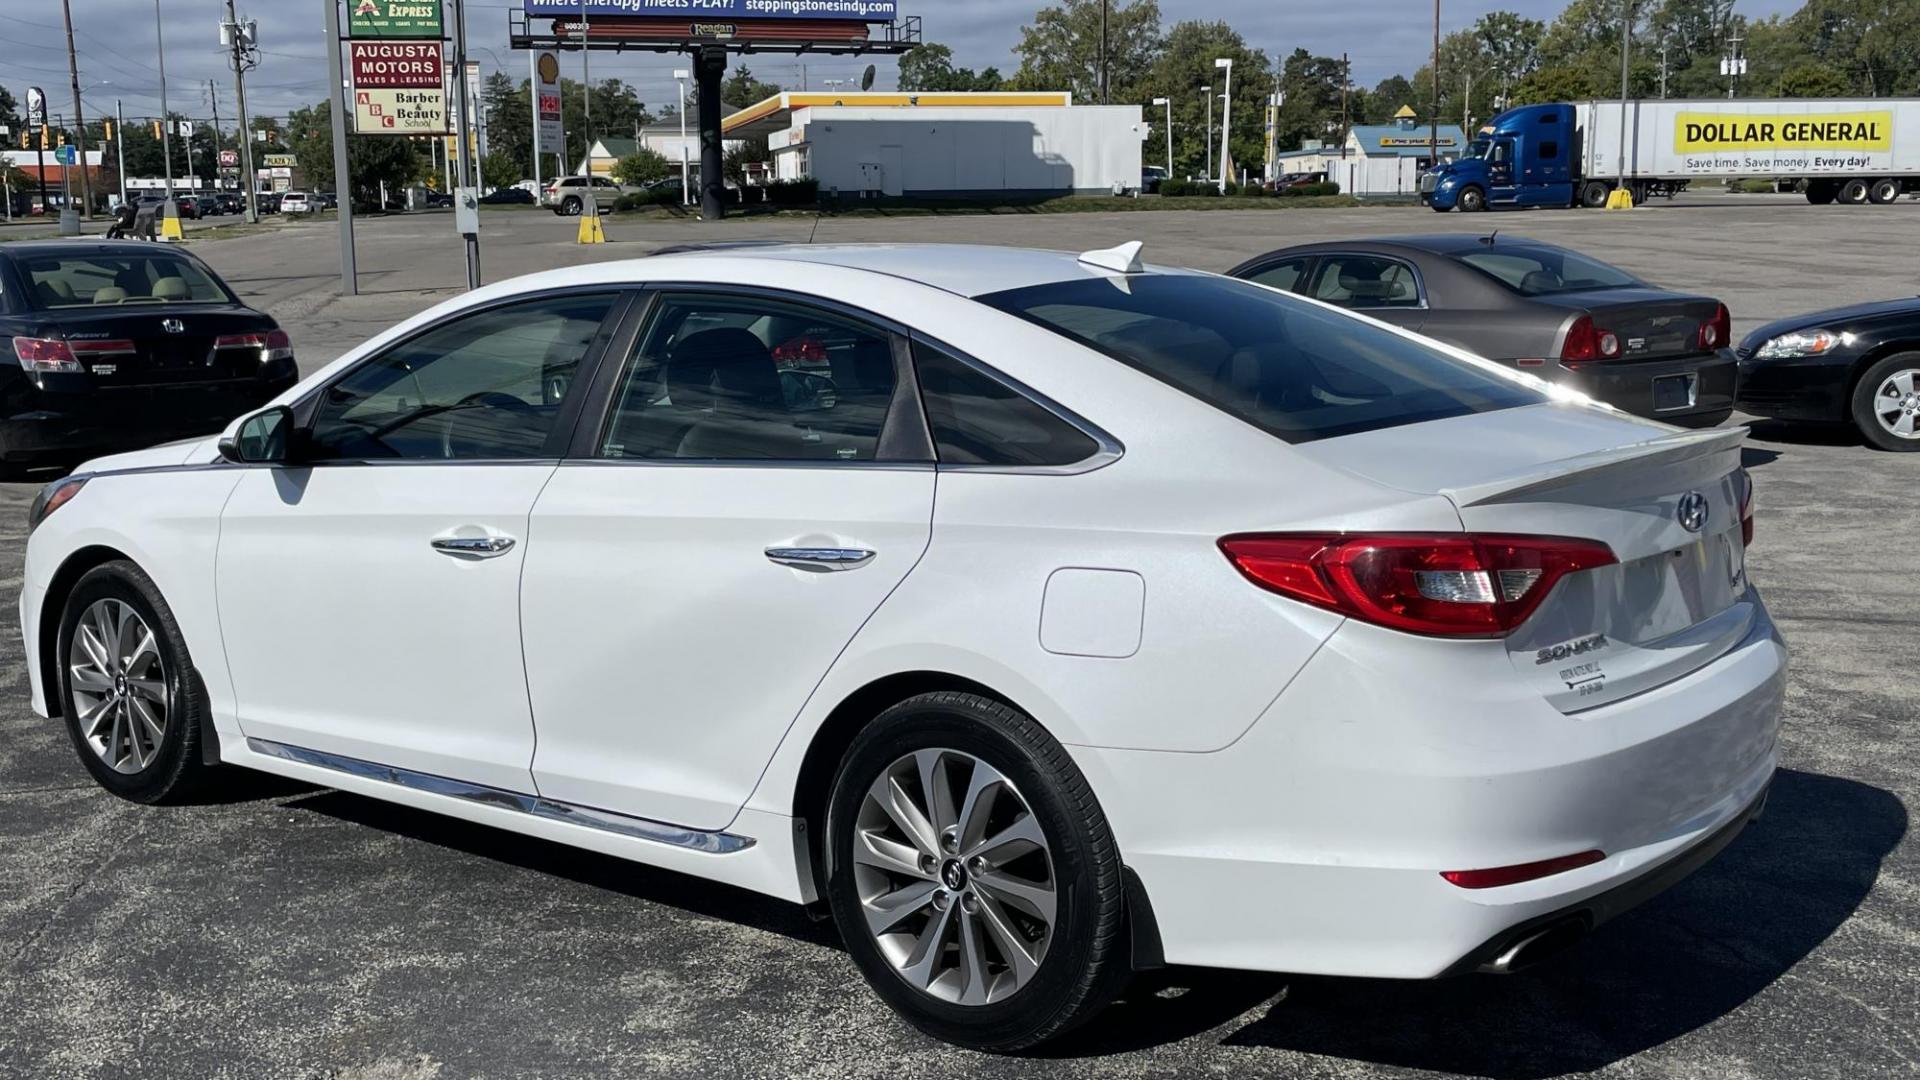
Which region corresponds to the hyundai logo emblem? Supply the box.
[160,318,185,334]
[1677,491,1710,533]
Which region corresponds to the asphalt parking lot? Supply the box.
[1,194,1916,1079]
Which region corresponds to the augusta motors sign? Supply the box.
[350,42,448,134]
[350,0,444,38]
[350,41,445,88]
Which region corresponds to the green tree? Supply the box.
[480,149,521,190]
[287,99,423,201]
[1510,63,1604,104]
[612,147,671,185]
[1777,61,1855,97]
[1371,75,1418,122]
[482,71,533,179]
[1138,21,1270,180]
[1475,11,1546,100]
[1274,49,1349,154]
[1008,0,1163,103]
[723,139,769,186]
[898,43,1006,91]
[719,66,782,108]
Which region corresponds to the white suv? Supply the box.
[542,175,630,216]
[279,191,312,214]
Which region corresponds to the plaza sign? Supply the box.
[350,0,444,39]
[521,0,897,20]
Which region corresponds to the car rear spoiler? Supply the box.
[1440,426,1747,507]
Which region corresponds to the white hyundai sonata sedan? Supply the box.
[19,242,1782,1050]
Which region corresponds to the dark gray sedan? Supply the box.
[1227,235,1738,425]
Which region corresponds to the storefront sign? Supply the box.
[349,0,444,39]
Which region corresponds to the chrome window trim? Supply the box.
[246,738,756,855]
[1306,250,1432,312]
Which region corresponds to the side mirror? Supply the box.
[218,405,293,464]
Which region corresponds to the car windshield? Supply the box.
[20,253,234,309]
[1450,245,1642,296]
[979,273,1544,444]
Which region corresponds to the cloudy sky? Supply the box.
[2,0,1802,126]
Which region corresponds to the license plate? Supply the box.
[1652,373,1697,412]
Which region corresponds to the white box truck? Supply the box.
[1422,98,1920,210]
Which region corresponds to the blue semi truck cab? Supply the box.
[1421,103,1584,211]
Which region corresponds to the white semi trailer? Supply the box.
[1423,98,1920,211]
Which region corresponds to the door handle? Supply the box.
[765,547,875,572]
[431,536,517,558]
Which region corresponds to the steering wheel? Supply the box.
[437,390,539,458]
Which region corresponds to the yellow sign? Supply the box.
[1674,112,1893,153]
[1379,136,1456,147]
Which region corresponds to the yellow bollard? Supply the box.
[575,207,605,244]
[160,211,185,239]
[1603,186,1634,210]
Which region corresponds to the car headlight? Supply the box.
[1753,329,1848,359]
[27,474,87,532]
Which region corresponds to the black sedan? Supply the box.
[479,187,535,205]
[0,242,298,474]
[1228,235,1737,425]
[1739,297,1920,451]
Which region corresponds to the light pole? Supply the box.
[1610,0,1634,208]
[154,0,176,228]
[1202,84,1213,182]
[1215,57,1233,192]
[674,68,690,205]
[1151,97,1171,178]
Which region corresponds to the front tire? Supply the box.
[824,692,1129,1051]
[1457,185,1488,212]
[58,561,214,803]
[1852,352,1920,451]
[1580,180,1611,208]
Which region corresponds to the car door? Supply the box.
[521,289,936,830]
[1303,252,1428,332]
[216,290,626,792]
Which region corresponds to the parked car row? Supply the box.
[6,227,1909,1054]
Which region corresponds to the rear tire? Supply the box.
[1457,185,1487,212]
[824,692,1129,1051]
[1852,352,1920,451]
[1805,180,1838,205]
[58,561,216,804]
[1868,178,1900,204]
[1839,178,1870,205]
[1580,180,1611,208]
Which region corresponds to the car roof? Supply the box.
[0,240,206,261]
[646,243,1202,298]
[1276,234,1567,258]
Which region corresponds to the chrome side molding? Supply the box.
[246,738,755,855]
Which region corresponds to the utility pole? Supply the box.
[453,0,480,288]
[1430,0,1440,173]
[579,0,591,172]
[155,0,178,229]
[115,99,127,206]
[1463,72,1472,132]
[1340,53,1350,150]
[225,0,260,223]
[208,80,222,192]
[60,0,94,222]
[1616,0,1632,200]
[1099,0,1109,105]
[1659,41,1670,99]
[1203,84,1213,182]
[322,0,356,293]
[1724,32,1744,98]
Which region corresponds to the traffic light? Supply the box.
[40,125,49,148]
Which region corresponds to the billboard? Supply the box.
[350,0,444,39]
[521,0,896,20]
[350,41,448,134]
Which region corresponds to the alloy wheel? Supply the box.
[68,599,169,774]
[851,748,1057,1006]
[1872,368,1920,439]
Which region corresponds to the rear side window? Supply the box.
[979,274,1543,445]
[1307,254,1422,309]
[912,342,1099,467]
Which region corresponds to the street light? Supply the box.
[1215,57,1234,193]
[1202,84,1213,182]
[1610,0,1635,208]
[1150,97,1171,178]
[673,68,690,206]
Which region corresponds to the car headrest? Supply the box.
[93,286,128,304]
[1340,274,1395,301]
[1520,269,1563,293]
[151,277,190,300]
[665,328,782,414]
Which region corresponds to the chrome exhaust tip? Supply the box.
[1478,917,1589,974]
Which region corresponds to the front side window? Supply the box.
[600,295,898,462]
[1452,246,1641,296]
[21,254,232,308]
[980,274,1543,445]
[1308,254,1422,309]
[306,292,616,461]
[912,342,1099,467]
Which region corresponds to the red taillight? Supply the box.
[1441,850,1606,889]
[1699,302,1730,351]
[11,336,128,371]
[1559,315,1613,366]
[1220,533,1618,638]
[771,336,828,366]
[214,327,294,363]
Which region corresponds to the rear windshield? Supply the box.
[20,253,233,309]
[1450,246,1640,296]
[979,274,1543,444]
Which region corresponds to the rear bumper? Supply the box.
[1079,594,1785,978]
[1735,353,1856,423]
[1560,349,1739,419]
[1,375,291,463]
